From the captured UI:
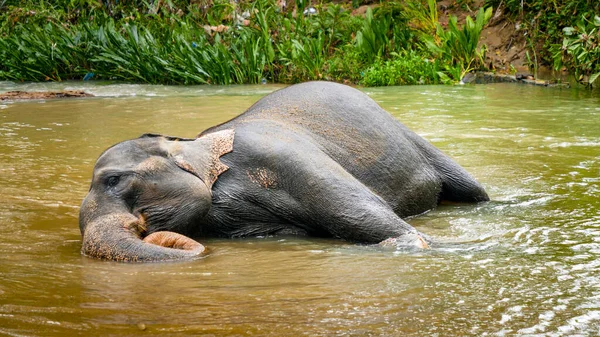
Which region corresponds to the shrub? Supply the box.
[421,6,493,81]
[484,0,600,71]
[354,4,414,61]
[0,0,495,86]
[551,15,600,88]
[361,51,441,86]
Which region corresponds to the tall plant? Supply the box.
[0,23,86,81]
[551,15,600,88]
[354,7,392,59]
[422,6,493,80]
[250,0,276,76]
[279,31,326,81]
[402,0,439,35]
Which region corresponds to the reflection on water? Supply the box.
[0,81,599,336]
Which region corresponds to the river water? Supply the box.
[0,81,599,336]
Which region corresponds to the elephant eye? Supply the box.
[106,176,120,188]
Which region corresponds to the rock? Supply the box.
[469,72,570,88]
[515,73,534,80]
[0,90,94,101]
[460,72,477,84]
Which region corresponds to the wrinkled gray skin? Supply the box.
[79,81,489,262]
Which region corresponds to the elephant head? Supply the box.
[79,130,234,262]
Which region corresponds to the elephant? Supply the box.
[79,81,489,262]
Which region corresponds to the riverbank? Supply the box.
[0,1,598,87]
[0,90,93,101]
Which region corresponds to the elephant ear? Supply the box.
[200,129,235,186]
[169,129,235,188]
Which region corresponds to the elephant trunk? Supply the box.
[81,213,206,262]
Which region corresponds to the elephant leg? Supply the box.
[431,155,489,203]
[275,151,428,246]
[404,130,489,203]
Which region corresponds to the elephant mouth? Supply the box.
[142,231,206,253]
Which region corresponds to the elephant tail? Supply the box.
[434,156,490,203]
[407,131,489,203]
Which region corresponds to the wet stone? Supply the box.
[0,90,94,101]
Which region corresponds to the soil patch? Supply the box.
[352,0,538,75]
[0,90,94,101]
[436,0,529,74]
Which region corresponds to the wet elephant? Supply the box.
[79,81,489,262]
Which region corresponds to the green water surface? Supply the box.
[0,82,599,336]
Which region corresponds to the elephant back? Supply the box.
[208,81,427,171]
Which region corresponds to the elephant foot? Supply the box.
[379,233,430,249]
[143,231,206,253]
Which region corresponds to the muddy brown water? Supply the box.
[0,82,599,336]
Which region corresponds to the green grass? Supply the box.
[0,0,496,86]
[361,51,442,86]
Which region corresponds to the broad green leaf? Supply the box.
[563,27,576,36]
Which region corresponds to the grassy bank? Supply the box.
[0,0,494,86]
[484,0,600,88]
[0,0,598,87]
